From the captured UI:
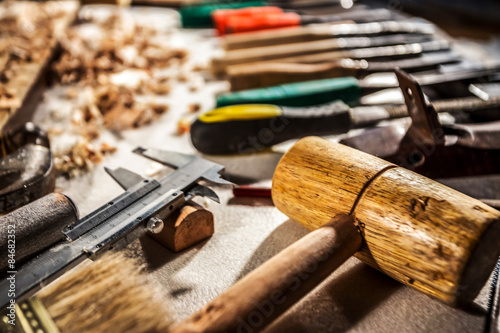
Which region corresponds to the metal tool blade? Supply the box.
[133,147,194,169]
[105,166,146,190]
[186,184,220,203]
[364,51,461,73]
[360,63,500,90]
[469,83,500,100]
[133,146,233,187]
[416,64,500,86]
[329,20,435,37]
[200,166,235,187]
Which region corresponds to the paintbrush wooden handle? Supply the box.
[171,214,361,333]
[228,61,357,91]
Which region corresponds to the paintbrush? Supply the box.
[1,252,173,333]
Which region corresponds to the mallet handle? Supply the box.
[172,214,361,333]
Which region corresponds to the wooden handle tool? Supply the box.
[223,23,346,50]
[228,52,459,91]
[227,61,358,91]
[223,20,435,50]
[173,137,500,333]
[214,33,430,75]
[212,39,449,75]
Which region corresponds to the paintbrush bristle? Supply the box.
[37,252,172,333]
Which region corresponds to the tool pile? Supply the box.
[0,1,500,333]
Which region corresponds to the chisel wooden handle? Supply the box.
[223,20,435,50]
[228,61,356,91]
[171,214,361,333]
[223,23,343,50]
[215,38,346,73]
[215,33,430,75]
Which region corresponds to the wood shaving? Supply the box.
[0,85,18,109]
[54,140,117,178]
[177,117,191,134]
[188,103,201,113]
[0,4,55,78]
[44,8,201,177]
[51,14,188,84]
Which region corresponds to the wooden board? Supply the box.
[0,1,80,131]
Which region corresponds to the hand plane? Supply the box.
[0,147,232,309]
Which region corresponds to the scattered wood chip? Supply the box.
[177,117,191,135]
[54,139,117,178]
[189,103,201,113]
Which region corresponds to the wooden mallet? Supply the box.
[172,137,500,333]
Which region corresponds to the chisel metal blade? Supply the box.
[105,166,146,190]
[201,166,235,187]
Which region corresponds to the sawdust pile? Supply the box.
[52,10,186,131]
[45,8,197,177]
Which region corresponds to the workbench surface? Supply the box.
[31,4,500,332]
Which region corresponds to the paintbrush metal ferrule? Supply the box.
[0,298,59,333]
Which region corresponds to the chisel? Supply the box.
[223,20,435,50]
[228,51,460,90]
[190,96,500,155]
[216,8,394,35]
[217,30,434,67]
[216,65,500,107]
[212,39,449,75]
[180,0,357,28]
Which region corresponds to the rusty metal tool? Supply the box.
[0,122,55,213]
[340,68,500,179]
[0,148,232,309]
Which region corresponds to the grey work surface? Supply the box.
[31,5,498,333]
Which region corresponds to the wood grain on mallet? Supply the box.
[272,136,500,305]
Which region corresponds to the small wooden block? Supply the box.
[149,202,214,252]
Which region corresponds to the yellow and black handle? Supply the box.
[190,102,353,155]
